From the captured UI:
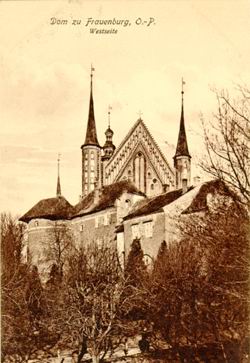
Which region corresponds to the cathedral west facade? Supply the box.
[81,70,191,197]
[20,69,196,279]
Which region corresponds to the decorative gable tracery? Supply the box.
[104,119,175,195]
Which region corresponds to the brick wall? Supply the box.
[28,218,72,282]
[123,211,165,261]
[71,207,117,248]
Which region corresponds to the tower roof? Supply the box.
[19,196,74,223]
[56,153,61,197]
[74,180,145,217]
[56,176,61,197]
[105,124,114,137]
[174,81,191,159]
[82,67,100,147]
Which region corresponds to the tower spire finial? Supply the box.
[56,153,61,197]
[181,77,185,110]
[181,77,185,95]
[108,105,112,128]
[91,64,95,81]
[180,77,185,122]
[90,64,94,97]
[137,110,143,120]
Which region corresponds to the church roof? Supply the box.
[82,73,100,147]
[124,179,239,221]
[74,180,145,217]
[123,188,192,220]
[19,196,74,223]
[182,179,237,214]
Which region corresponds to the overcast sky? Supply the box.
[1,0,250,215]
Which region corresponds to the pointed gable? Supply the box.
[103,118,175,195]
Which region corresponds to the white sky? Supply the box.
[1,0,250,215]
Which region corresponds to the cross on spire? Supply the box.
[181,77,185,102]
[91,64,95,79]
[108,105,112,128]
[57,153,61,168]
[137,110,143,119]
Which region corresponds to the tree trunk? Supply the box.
[92,354,100,363]
[78,336,87,363]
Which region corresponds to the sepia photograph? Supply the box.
[1,1,249,362]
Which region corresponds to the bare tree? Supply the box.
[1,212,25,277]
[122,238,149,322]
[147,194,249,362]
[47,221,74,279]
[1,213,59,362]
[53,242,132,363]
[201,86,250,204]
[1,212,27,361]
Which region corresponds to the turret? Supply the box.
[81,66,101,196]
[173,79,191,191]
[102,106,116,161]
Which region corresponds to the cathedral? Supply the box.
[81,69,191,197]
[20,69,202,279]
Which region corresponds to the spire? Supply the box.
[102,105,115,160]
[83,65,100,147]
[174,78,191,158]
[105,105,114,136]
[56,153,61,197]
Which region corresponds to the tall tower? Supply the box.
[81,66,101,196]
[173,79,191,190]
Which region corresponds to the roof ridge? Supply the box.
[105,118,142,167]
[141,120,174,177]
